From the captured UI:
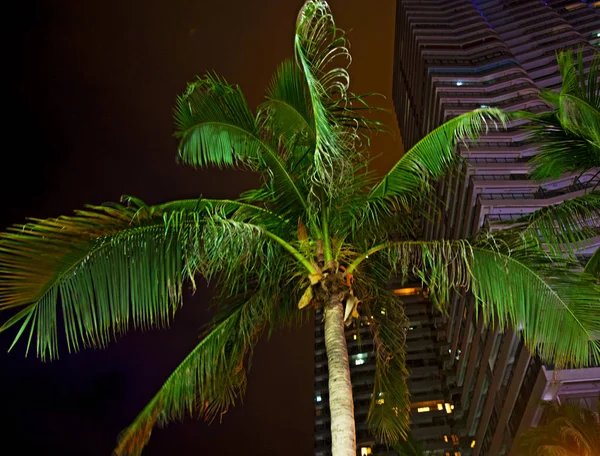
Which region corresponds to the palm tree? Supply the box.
[1,3,599,456]
[514,398,600,456]
[514,49,600,278]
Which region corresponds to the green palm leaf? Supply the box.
[294,0,357,193]
[367,237,600,368]
[369,108,509,204]
[113,291,272,456]
[516,49,600,179]
[509,191,600,258]
[0,198,296,360]
[367,291,411,444]
[174,73,264,169]
[584,247,600,279]
[258,59,315,154]
[0,201,199,360]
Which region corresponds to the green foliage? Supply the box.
[514,399,600,456]
[1,2,598,455]
[370,108,509,206]
[516,49,600,179]
[511,191,600,259]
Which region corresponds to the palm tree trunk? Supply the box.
[324,295,356,456]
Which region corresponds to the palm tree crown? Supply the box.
[1,3,599,456]
[515,398,600,456]
[513,49,600,279]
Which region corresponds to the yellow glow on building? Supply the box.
[471,440,476,449]
[393,287,422,296]
[437,403,444,411]
[417,406,430,413]
[443,435,449,443]
[360,447,372,456]
[445,403,453,414]
[376,398,385,405]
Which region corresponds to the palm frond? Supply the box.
[507,191,600,258]
[516,49,600,179]
[366,290,411,445]
[294,0,357,194]
[584,247,600,279]
[0,201,202,360]
[364,237,600,368]
[0,198,295,360]
[258,59,315,155]
[113,290,272,456]
[369,108,509,205]
[174,73,264,169]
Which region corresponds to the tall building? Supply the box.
[392,1,600,456]
[314,1,599,455]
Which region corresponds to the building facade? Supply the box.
[315,1,599,455]
[393,1,600,455]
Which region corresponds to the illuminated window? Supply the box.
[471,440,476,449]
[393,287,422,296]
[380,309,386,315]
[353,334,357,340]
[417,407,430,413]
[451,434,459,445]
[445,403,453,414]
[443,435,449,443]
[315,395,322,403]
[352,353,368,366]
[437,403,444,411]
[454,452,461,456]
[456,81,463,86]
[360,447,372,456]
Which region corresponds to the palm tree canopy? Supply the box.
[516,49,600,179]
[0,2,599,456]
[515,399,600,456]
[511,49,600,278]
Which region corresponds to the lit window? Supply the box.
[360,447,372,456]
[471,440,476,448]
[480,104,488,108]
[451,434,459,445]
[352,353,368,366]
[443,435,449,443]
[417,406,430,413]
[393,287,422,296]
[353,334,357,340]
[445,403,453,414]
[454,452,461,456]
[437,403,444,411]
[597,32,600,37]
[456,81,463,86]
[315,395,322,403]
[380,309,386,315]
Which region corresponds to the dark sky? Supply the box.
[1,1,400,455]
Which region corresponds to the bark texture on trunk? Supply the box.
[324,295,356,456]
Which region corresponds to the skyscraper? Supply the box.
[314,1,599,455]
[393,1,600,455]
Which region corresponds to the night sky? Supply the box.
[1,1,401,455]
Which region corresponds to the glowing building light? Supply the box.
[445,403,453,414]
[315,395,322,403]
[471,440,476,449]
[360,448,372,456]
[437,403,444,411]
[456,81,464,86]
[417,406,430,413]
[393,287,422,296]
